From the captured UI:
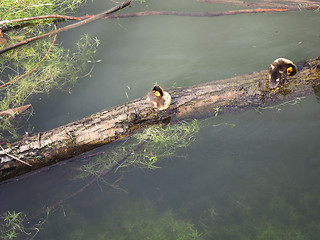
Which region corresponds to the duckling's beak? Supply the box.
[153,90,161,97]
[287,66,293,75]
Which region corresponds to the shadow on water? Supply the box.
[1,0,320,239]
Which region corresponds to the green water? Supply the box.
[1,0,320,239]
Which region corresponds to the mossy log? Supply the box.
[1,56,320,182]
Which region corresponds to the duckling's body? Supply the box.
[146,85,171,110]
[269,58,297,88]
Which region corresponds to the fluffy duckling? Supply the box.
[146,85,171,110]
[269,58,297,88]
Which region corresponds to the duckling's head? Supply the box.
[286,65,297,76]
[272,58,297,76]
[152,86,164,97]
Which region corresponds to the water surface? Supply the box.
[1,0,320,239]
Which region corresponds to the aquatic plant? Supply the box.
[31,120,200,221]
[0,210,49,240]
[255,97,305,113]
[0,0,97,141]
[0,211,26,240]
[213,106,221,116]
[62,201,204,240]
[135,120,200,159]
[77,120,200,179]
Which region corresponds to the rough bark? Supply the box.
[1,56,320,182]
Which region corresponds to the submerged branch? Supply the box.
[33,140,146,218]
[0,0,131,55]
[195,0,320,10]
[103,8,291,19]
[2,0,318,34]
[0,8,292,30]
[103,0,319,20]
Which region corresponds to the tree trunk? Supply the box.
[1,56,320,182]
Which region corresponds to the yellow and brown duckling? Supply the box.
[268,58,297,88]
[146,85,171,110]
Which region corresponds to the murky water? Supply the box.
[1,0,320,239]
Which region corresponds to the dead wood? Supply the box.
[2,0,317,34]
[103,8,291,19]
[195,0,319,10]
[0,104,31,116]
[103,0,318,20]
[0,56,320,182]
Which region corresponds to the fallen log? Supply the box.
[1,56,320,182]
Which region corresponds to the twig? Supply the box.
[0,104,31,115]
[37,133,42,148]
[32,139,146,218]
[0,5,18,20]
[0,14,89,26]
[0,0,131,55]
[0,145,32,167]
[104,8,291,20]
[7,3,54,18]
[0,25,57,89]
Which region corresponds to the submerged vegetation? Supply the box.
[87,202,203,240]
[3,109,318,240]
[0,211,26,240]
[0,210,48,240]
[37,119,320,240]
[77,120,200,179]
[0,0,98,141]
[40,201,203,240]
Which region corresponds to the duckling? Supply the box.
[268,58,297,88]
[146,85,171,110]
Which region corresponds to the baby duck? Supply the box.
[269,58,297,88]
[146,85,171,110]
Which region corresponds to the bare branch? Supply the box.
[0,14,88,26]
[194,0,319,9]
[103,8,291,20]
[0,0,131,55]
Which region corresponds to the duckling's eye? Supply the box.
[153,90,161,97]
[287,66,293,74]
